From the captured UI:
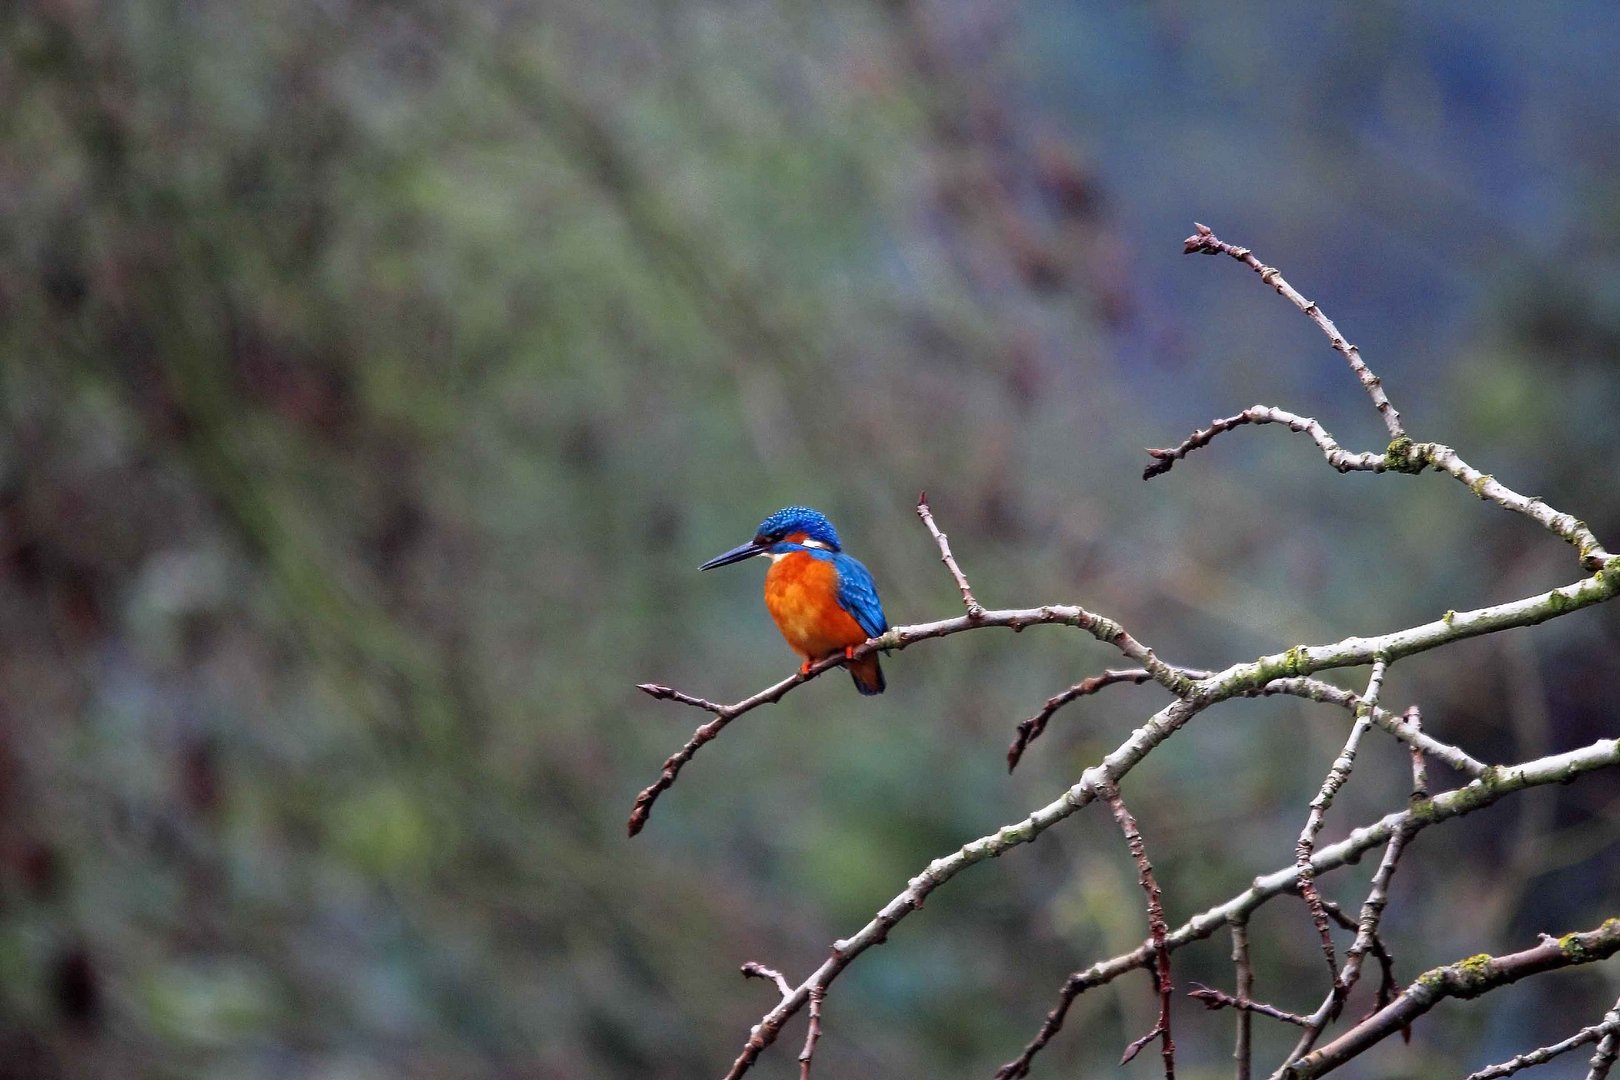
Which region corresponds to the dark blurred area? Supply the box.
[2,2,1619,1077]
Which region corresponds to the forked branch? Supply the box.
[1465,994,1620,1080]
[638,227,1620,1078]
[1284,921,1620,1078]
[993,737,1620,1077]
[630,598,1189,835]
[1010,667,1487,777]
[1183,223,1404,439]
[1292,658,1389,990]
[1174,225,1612,572]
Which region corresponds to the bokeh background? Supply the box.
[3,2,1620,1077]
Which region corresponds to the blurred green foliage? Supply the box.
[2,2,1619,1077]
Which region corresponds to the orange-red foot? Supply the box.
[799,659,813,676]
[843,646,857,660]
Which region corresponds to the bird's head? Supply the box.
[698,506,842,570]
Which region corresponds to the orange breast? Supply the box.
[764,552,867,661]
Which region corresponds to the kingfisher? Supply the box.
[699,506,889,695]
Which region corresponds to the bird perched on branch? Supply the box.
[699,506,889,695]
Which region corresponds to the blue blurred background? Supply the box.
[2,2,1619,1077]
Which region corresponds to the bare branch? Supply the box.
[799,986,823,1080]
[724,693,1216,1080]
[1145,419,1614,571]
[670,227,1620,1077]
[1312,704,1429,1038]
[1284,920,1620,1078]
[1315,897,1400,1017]
[1203,565,1618,686]
[1342,800,1416,1001]
[1293,659,1389,988]
[1008,668,1154,771]
[1014,667,1485,778]
[1282,794,1416,1068]
[1143,405,1384,480]
[1412,440,1614,571]
[1466,995,1620,1079]
[629,665,839,836]
[712,566,1618,1073]
[1008,668,1437,1076]
[995,738,1620,1077]
[1404,706,1429,798]
[1177,225,1613,570]
[1183,224,1404,439]
[1102,784,1176,1077]
[1257,679,1486,778]
[917,492,985,617]
[641,506,1610,836]
[1232,919,1255,1080]
[630,598,1191,836]
[1188,983,1309,1027]
[740,962,824,1079]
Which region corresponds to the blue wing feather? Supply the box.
[827,552,888,639]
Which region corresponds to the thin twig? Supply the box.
[1405,706,1429,799]
[1145,422,1614,572]
[1183,224,1404,440]
[1008,669,1155,771]
[1315,897,1400,1019]
[1337,707,1430,1019]
[916,492,985,617]
[799,986,823,1080]
[1467,994,1620,1079]
[1279,820,1414,1071]
[1232,919,1255,1080]
[741,962,824,1079]
[1283,666,1419,1073]
[1284,920,1620,1078]
[741,962,793,999]
[1188,983,1309,1027]
[630,665,844,836]
[1144,405,1384,480]
[1103,784,1176,1077]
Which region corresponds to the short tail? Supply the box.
[848,653,885,696]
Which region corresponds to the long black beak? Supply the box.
[699,539,767,571]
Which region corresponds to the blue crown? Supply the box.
[756,506,841,550]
